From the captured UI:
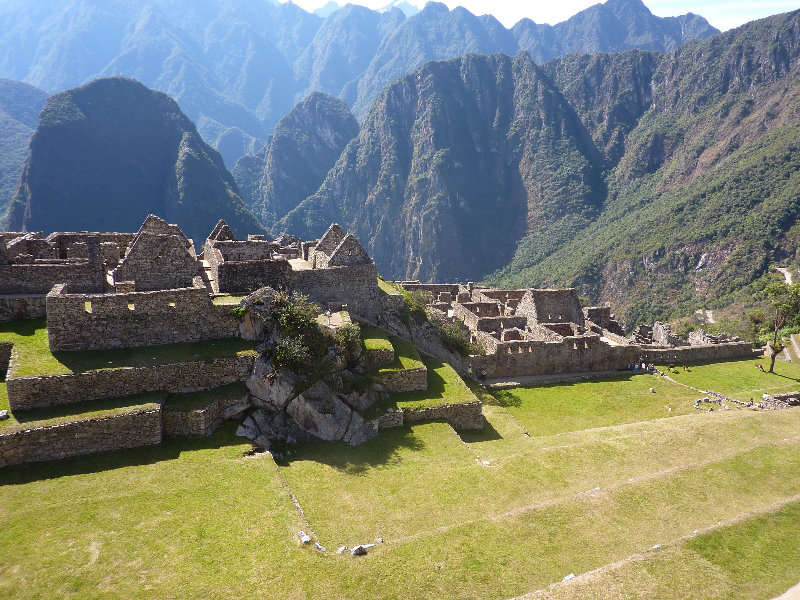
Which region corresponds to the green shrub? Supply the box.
[335,322,362,365]
[232,306,247,321]
[400,289,431,325]
[273,337,311,371]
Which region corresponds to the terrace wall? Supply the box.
[403,401,483,430]
[0,406,163,467]
[163,394,248,436]
[46,283,239,351]
[214,259,294,294]
[0,341,11,372]
[640,342,757,363]
[7,354,256,411]
[375,367,428,392]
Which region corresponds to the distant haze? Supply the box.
[281,0,797,31]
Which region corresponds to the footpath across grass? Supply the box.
[0,319,256,377]
[659,356,800,401]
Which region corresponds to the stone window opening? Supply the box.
[128,303,135,311]
[573,343,578,350]
[169,301,176,308]
[84,301,92,314]
[584,341,589,349]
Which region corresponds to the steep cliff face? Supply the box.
[0,79,47,221]
[233,92,359,229]
[5,77,263,243]
[542,50,661,166]
[277,53,603,282]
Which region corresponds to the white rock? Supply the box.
[298,531,311,544]
[337,546,348,554]
[563,573,575,582]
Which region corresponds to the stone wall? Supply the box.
[0,296,47,322]
[375,367,428,392]
[0,405,163,467]
[640,342,757,363]
[0,341,11,372]
[112,232,199,292]
[516,289,584,326]
[214,240,275,261]
[46,282,239,351]
[7,354,256,411]
[294,263,380,319]
[472,335,640,378]
[163,394,248,436]
[213,258,294,294]
[0,262,105,295]
[403,401,483,430]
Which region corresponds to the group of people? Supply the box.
[466,364,487,381]
[628,361,656,373]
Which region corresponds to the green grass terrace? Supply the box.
[0,319,256,378]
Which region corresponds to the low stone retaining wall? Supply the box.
[0,341,11,373]
[7,353,256,411]
[375,367,428,392]
[403,401,483,430]
[364,347,394,369]
[163,394,249,436]
[0,296,47,322]
[640,342,757,363]
[0,405,163,467]
[377,408,404,429]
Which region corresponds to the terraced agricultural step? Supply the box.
[0,395,164,467]
[374,335,427,392]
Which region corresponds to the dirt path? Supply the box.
[776,267,794,285]
[774,582,800,600]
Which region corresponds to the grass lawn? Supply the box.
[0,381,16,427]
[490,373,701,437]
[3,356,800,599]
[360,325,393,353]
[0,319,256,377]
[659,356,800,401]
[210,294,247,305]
[377,278,400,296]
[376,335,424,372]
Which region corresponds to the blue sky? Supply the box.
[283,0,798,31]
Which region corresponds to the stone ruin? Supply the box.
[396,282,756,379]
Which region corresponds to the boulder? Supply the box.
[235,415,258,440]
[342,411,378,446]
[339,389,379,412]
[286,380,352,442]
[221,403,249,420]
[253,435,271,450]
[351,545,367,556]
[246,357,298,410]
[298,531,312,545]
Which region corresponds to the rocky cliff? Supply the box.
[5,77,263,244]
[277,52,603,283]
[232,92,358,229]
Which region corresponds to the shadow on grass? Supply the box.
[275,424,426,475]
[458,417,502,443]
[0,422,248,486]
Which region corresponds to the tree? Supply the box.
[765,281,800,373]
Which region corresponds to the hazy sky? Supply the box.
[282,0,799,32]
